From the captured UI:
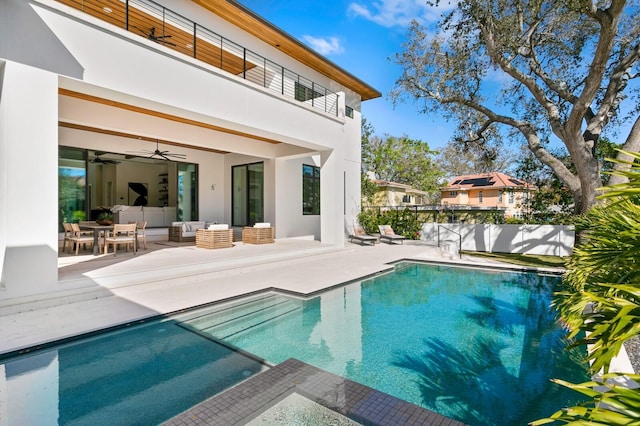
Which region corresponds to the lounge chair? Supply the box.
[349,226,377,246]
[378,225,406,244]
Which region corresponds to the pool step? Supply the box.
[181,293,302,339]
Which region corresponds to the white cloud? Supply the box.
[347,0,455,28]
[301,35,344,55]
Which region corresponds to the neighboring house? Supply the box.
[440,172,536,218]
[0,0,379,301]
[370,179,430,206]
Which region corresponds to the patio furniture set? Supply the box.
[63,221,147,256]
[169,222,274,249]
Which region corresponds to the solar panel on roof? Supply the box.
[509,178,523,185]
[459,177,494,187]
[452,180,461,185]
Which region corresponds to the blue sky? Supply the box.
[237,0,456,150]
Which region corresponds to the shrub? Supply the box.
[357,208,422,239]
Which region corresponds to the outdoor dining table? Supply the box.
[79,223,114,255]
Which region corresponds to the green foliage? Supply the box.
[357,208,422,239]
[361,172,379,205]
[531,373,640,425]
[362,131,444,193]
[71,210,86,222]
[97,211,113,221]
[534,151,640,423]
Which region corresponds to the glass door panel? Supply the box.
[178,163,198,221]
[58,147,87,231]
[248,163,264,225]
[232,162,263,226]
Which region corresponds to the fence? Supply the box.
[422,223,575,257]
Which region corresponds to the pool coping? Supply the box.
[162,358,468,426]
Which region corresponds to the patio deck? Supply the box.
[1,236,469,355]
[1,236,633,425]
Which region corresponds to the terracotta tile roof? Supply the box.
[441,172,535,190]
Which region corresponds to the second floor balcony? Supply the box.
[56,0,340,116]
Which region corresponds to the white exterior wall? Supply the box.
[421,223,575,257]
[0,62,59,296]
[275,156,321,240]
[0,0,370,301]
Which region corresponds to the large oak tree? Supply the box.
[391,0,640,213]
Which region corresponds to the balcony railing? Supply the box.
[56,0,339,116]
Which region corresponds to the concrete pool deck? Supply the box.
[0,237,634,425]
[2,238,485,354]
[0,237,633,371]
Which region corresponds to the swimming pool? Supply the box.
[179,262,589,425]
[0,262,587,425]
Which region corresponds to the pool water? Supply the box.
[0,318,265,425]
[180,262,589,426]
[0,262,588,425]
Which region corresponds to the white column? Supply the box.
[320,149,343,245]
[0,61,59,298]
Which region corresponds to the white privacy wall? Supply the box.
[421,223,575,257]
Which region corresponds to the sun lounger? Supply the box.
[378,225,406,244]
[349,226,378,245]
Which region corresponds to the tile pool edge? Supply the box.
[162,358,467,426]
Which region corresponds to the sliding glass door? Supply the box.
[232,162,264,226]
[178,163,198,221]
[58,147,87,230]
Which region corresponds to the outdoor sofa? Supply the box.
[168,221,207,242]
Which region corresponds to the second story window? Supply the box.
[302,164,320,215]
[346,106,354,118]
[479,191,483,203]
[295,82,322,102]
[508,191,515,204]
[498,191,503,203]
[450,191,457,196]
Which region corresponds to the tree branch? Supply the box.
[589,42,640,136]
[478,17,566,139]
[453,98,581,193]
[568,0,626,135]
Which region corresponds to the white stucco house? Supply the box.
[0,0,380,301]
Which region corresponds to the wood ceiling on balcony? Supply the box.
[58,0,254,75]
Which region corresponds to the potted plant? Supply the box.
[96,211,114,225]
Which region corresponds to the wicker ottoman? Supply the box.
[242,226,274,244]
[195,228,233,249]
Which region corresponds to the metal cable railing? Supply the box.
[57,0,339,116]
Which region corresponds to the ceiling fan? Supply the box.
[134,26,176,46]
[128,140,187,161]
[90,153,121,164]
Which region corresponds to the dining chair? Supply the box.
[104,223,137,256]
[136,221,148,250]
[62,222,73,253]
[69,223,95,255]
